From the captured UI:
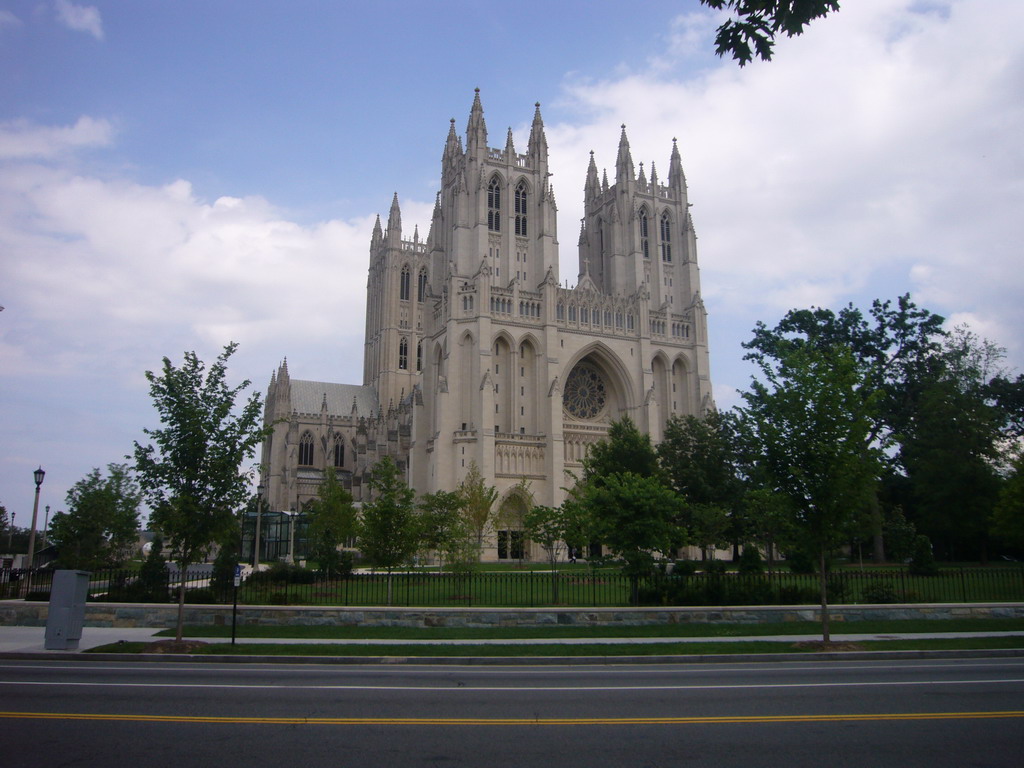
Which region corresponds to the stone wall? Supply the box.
[2,600,1022,628]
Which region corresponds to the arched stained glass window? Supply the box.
[399,337,409,370]
[400,265,411,300]
[639,208,650,259]
[514,181,528,237]
[298,432,315,466]
[487,177,502,232]
[660,212,672,262]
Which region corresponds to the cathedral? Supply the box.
[260,90,714,560]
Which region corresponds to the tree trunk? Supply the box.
[870,493,886,563]
[818,546,830,643]
[176,565,186,642]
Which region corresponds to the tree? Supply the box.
[737,488,795,573]
[523,504,575,603]
[992,452,1024,552]
[658,412,744,557]
[132,343,266,641]
[458,462,498,559]
[700,0,839,66]
[305,468,357,577]
[584,472,684,592]
[741,342,880,642]
[48,463,141,570]
[899,327,1015,561]
[357,457,418,604]
[744,294,946,562]
[417,490,472,573]
[583,416,661,484]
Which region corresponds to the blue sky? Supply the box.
[2,0,1022,526]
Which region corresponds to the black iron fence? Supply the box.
[3,566,1023,607]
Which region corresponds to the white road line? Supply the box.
[1,678,1023,692]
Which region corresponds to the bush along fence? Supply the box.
[3,565,1023,607]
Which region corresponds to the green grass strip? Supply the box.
[88,635,1024,657]
[155,617,1024,641]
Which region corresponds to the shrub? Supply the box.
[736,547,764,575]
[861,581,899,604]
[704,559,728,575]
[672,559,698,577]
[183,588,216,604]
[908,535,938,576]
[784,549,816,574]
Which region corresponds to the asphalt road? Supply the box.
[1,657,1022,767]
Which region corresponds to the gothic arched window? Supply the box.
[298,432,315,466]
[416,340,423,372]
[399,265,411,301]
[660,212,672,262]
[399,337,409,370]
[638,208,650,259]
[417,268,428,302]
[487,177,502,232]
[333,438,345,468]
[514,181,528,237]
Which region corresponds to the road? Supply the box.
[1,656,1022,767]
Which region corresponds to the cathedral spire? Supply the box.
[584,150,600,203]
[371,214,383,248]
[668,137,686,193]
[504,127,516,157]
[527,102,548,162]
[616,124,635,184]
[650,161,658,188]
[637,161,647,189]
[466,88,487,156]
[442,117,461,172]
[386,192,402,240]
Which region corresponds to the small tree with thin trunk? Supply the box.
[132,343,266,641]
[357,457,418,605]
[741,342,880,642]
[458,462,498,560]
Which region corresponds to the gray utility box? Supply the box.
[45,570,90,650]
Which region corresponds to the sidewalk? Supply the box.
[2,625,1023,654]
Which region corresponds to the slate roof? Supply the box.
[289,379,379,418]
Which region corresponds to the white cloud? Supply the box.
[55,0,103,41]
[545,0,1024,391]
[0,10,21,30]
[0,116,113,159]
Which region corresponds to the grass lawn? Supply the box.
[89,635,1024,657]
[154,617,1024,640]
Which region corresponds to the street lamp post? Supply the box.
[26,467,44,570]
[5,512,13,552]
[254,484,264,569]
[42,505,50,549]
[287,506,296,564]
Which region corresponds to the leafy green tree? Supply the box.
[700,0,839,66]
[744,294,945,562]
[658,412,744,556]
[899,328,1012,561]
[49,463,141,570]
[992,452,1024,552]
[305,468,357,577]
[458,462,498,559]
[133,535,169,602]
[737,488,795,573]
[358,457,418,604]
[210,541,239,602]
[583,416,661,484]
[584,472,684,590]
[417,490,472,573]
[742,342,880,642]
[132,343,267,641]
[523,504,575,603]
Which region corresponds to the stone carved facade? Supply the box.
[261,91,714,559]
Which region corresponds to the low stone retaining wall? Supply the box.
[2,600,1023,628]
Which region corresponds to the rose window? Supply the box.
[563,363,607,420]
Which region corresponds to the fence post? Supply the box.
[960,567,968,603]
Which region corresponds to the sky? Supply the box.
[1,0,1022,528]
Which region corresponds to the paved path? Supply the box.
[2,625,1023,654]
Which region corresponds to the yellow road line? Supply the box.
[1,711,1022,726]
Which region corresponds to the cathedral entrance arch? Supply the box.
[496,490,530,561]
[560,345,633,467]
